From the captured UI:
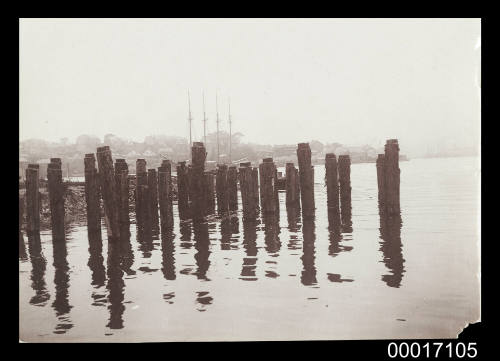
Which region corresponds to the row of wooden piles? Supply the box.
[19,142,348,241]
[23,159,66,240]
[20,139,401,242]
[324,153,353,230]
[88,146,177,241]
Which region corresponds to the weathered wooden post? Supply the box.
[285,162,300,208]
[135,158,148,228]
[176,161,190,221]
[187,165,194,211]
[376,154,386,212]
[25,165,40,233]
[238,163,256,220]
[84,154,102,238]
[259,158,279,216]
[158,160,174,231]
[96,146,120,239]
[216,164,229,216]
[148,168,160,228]
[204,171,216,215]
[338,154,352,227]
[325,153,341,215]
[273,166,280,220]
[114,159,130,232]
[136,184,152,240]
[252,167,260,214]
[297,143,315,219]
[227,165,238,213]
[384,139,400,216]
[47,158,65,241]
[19,195,24,241]
[191,142,207,222]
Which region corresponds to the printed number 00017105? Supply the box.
[387,342,478,358]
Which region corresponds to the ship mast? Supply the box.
[216,91,220,163]
[228,97,232,163]
[202,90,207,146]
[188,90,193,149]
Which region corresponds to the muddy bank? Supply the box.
[19,185,88,231]
[19,180,179,232]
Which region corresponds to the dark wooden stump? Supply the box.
[47,158,65,241]
[96,146,120,239]
[148,168,160,228]
[25,166,40,233]
[259,158,278,215]
[227,165,238,212]
[325,153,340,215]
[136,184,152,240]
[19,195,24,244]
[158,160,174,231]
[114,159,130,233]
[285,162,300,208]
[297,143,315,220]
[84,154,102,238]
[191,142,207,222]
[376,153,386,213]
[176,161,190,221]
[338,154,352,228]
[252,167,260,214]
[135,159,148,229]
[216,164,229,216]
[384,139,400,216]
[204,171,216,215]
[238,163,256,220]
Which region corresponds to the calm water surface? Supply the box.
[19,156,480,342]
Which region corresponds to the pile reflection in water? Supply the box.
[378,193,405,288]
[161,230,176,281]
[27,232,50,307]
[327,210,353,257]
[301,218,317,286]
[193,221,211,280]
[106,232,135,330]
[51,234,73,334]
[87,232,106,307]
[240,219,258,281]
[378,208,405,288]
[263,214,281,279]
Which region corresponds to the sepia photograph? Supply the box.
[18,18,481,343]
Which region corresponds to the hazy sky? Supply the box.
[20,18,480,153]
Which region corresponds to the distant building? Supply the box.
[273,145,296,157]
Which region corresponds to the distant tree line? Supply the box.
[20,133,380,177]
